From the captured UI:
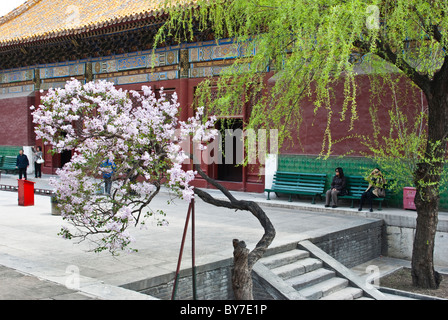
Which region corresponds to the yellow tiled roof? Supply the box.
[0,0,184,46]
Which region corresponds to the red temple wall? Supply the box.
[279,74,426,157]
[0,94,36,147]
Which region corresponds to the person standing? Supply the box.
[16,149,29,180]
[101,159,116,195]
[325,167,347,208]
[33,146,43,178]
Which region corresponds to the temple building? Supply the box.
[1,0,441,209]
[0,0,269,192]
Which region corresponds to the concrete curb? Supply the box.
[0,253,158,300]
[379,286,447,300]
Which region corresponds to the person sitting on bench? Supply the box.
[358,168,386,212]
[325,167,347,208]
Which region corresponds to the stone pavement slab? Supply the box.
[0,265,96,300]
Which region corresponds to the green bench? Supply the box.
[0,156,18,173]
[334,175,393,210]
[265,171,327,204]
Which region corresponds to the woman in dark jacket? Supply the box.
[325,167,347,208]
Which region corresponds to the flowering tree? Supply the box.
[32,79,275,299]
[32,79,217,254]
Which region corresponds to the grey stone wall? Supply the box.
[385,225,448,266]
[307,220,384,268]
[137,260,234,300]
[139,263,282,300]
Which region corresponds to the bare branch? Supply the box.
[192,163,275,269]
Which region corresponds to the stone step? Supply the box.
[260,250,309,269]
[259,246,373,300]
[286,268,335,290]
[298,277,349,300]
[271,257,322,280]
[320,287,364,300]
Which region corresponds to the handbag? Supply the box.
[373,187,385,198]
[36,157,44,164]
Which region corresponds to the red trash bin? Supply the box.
[18,179,36,206]
[403,187,416,210]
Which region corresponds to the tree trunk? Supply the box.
[412,163,442,289]
[412,85,447,289]
[192,165,275,300]
[232,239,253,300]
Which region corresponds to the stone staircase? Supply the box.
[258,244,378,300]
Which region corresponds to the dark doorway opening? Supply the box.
[61,150,72,168]
[216,118,243,182]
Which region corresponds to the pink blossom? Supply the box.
[32,79,216,254]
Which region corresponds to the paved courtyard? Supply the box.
[0,173,446,300]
